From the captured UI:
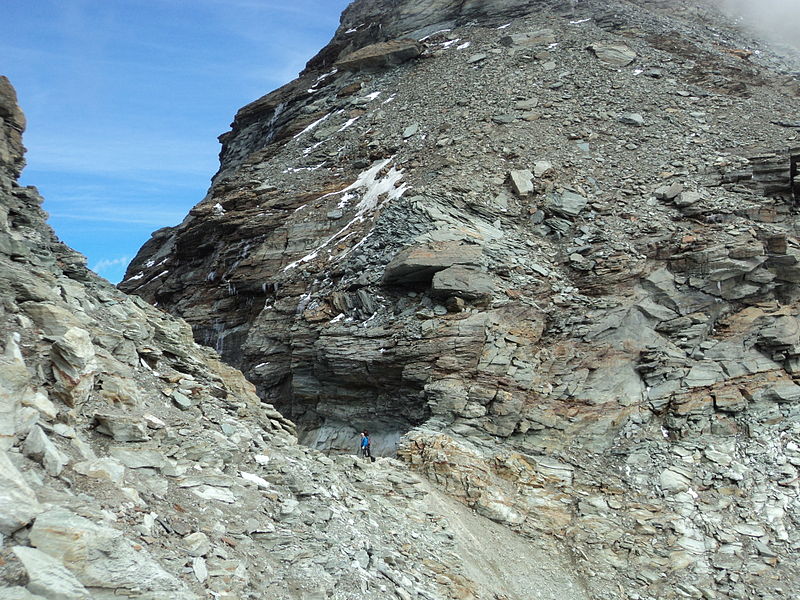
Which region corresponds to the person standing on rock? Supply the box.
[360,430,371,459]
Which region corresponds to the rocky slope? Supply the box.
[0,76,594,600]
[119,0,800,598]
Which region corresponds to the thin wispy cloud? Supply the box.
[92,256,131,273]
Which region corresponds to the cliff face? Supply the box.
[0,77,583,600]
[120,0,800,597]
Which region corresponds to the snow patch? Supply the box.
[213,202,225,215]
[293,112,333,140]
[303,141,324,156]
[570,18,591,24]
[240,471,271,489]
[497,23,512,30]
[338,117,360,132]
[419,28,451,42]
[283,159,408,272]
[456,41,471,50]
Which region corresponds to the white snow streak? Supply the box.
[283,159,408,272]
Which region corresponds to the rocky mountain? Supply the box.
[7,0,798,597]
[0,74,600,599]
[119,0,800,596]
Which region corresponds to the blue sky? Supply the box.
[4,0,350,282]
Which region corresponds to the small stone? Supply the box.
[588,42,637,66]
[183,531,211,557]
[467,53,488,64]
[618,112,645,126]
[402,123,419,138]
[193,556,208,583]
[492,114,516,124]
[94,413,149,442]
[508,170,534,196]
[171,391,193,410]
[22,425,68,477]
[514,98,539,110]
[654,182,684,201]
[533,160,553,177]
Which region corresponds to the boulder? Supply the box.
[0,450,43,535]
[508,169,534,196]
[72,457,125,483]
[336,38,422,71]
[383,242,483,284]
[763,383,800,403]
[533,160,553,177]
[108,447,166,469]
[713,388,747,413]
[182,532,211,557]
[12,546,89,600]
[29,509,195,597]
[499,29,556,47]
[1,333,28,449]
[545,190,588,218]
[431,266,495,299]
[618,112,645,127]
[660,466,692,493]
[21,302,84,337]
[50,328,96,408]
[94,413,149,442]
[587,42,637,66]
[22,426,68,477]
[1,587,48,600]
[654,182,684,201]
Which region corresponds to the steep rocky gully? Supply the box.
[4,0,800,598]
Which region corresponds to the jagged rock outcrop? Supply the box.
[119,0,800,598]
[0,79,594,599]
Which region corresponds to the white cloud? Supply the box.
[92,255,131,274]
[718,0,799,47]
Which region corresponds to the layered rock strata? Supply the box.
[120,0,800,598]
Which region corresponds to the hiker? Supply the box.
[360,430,371,459]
